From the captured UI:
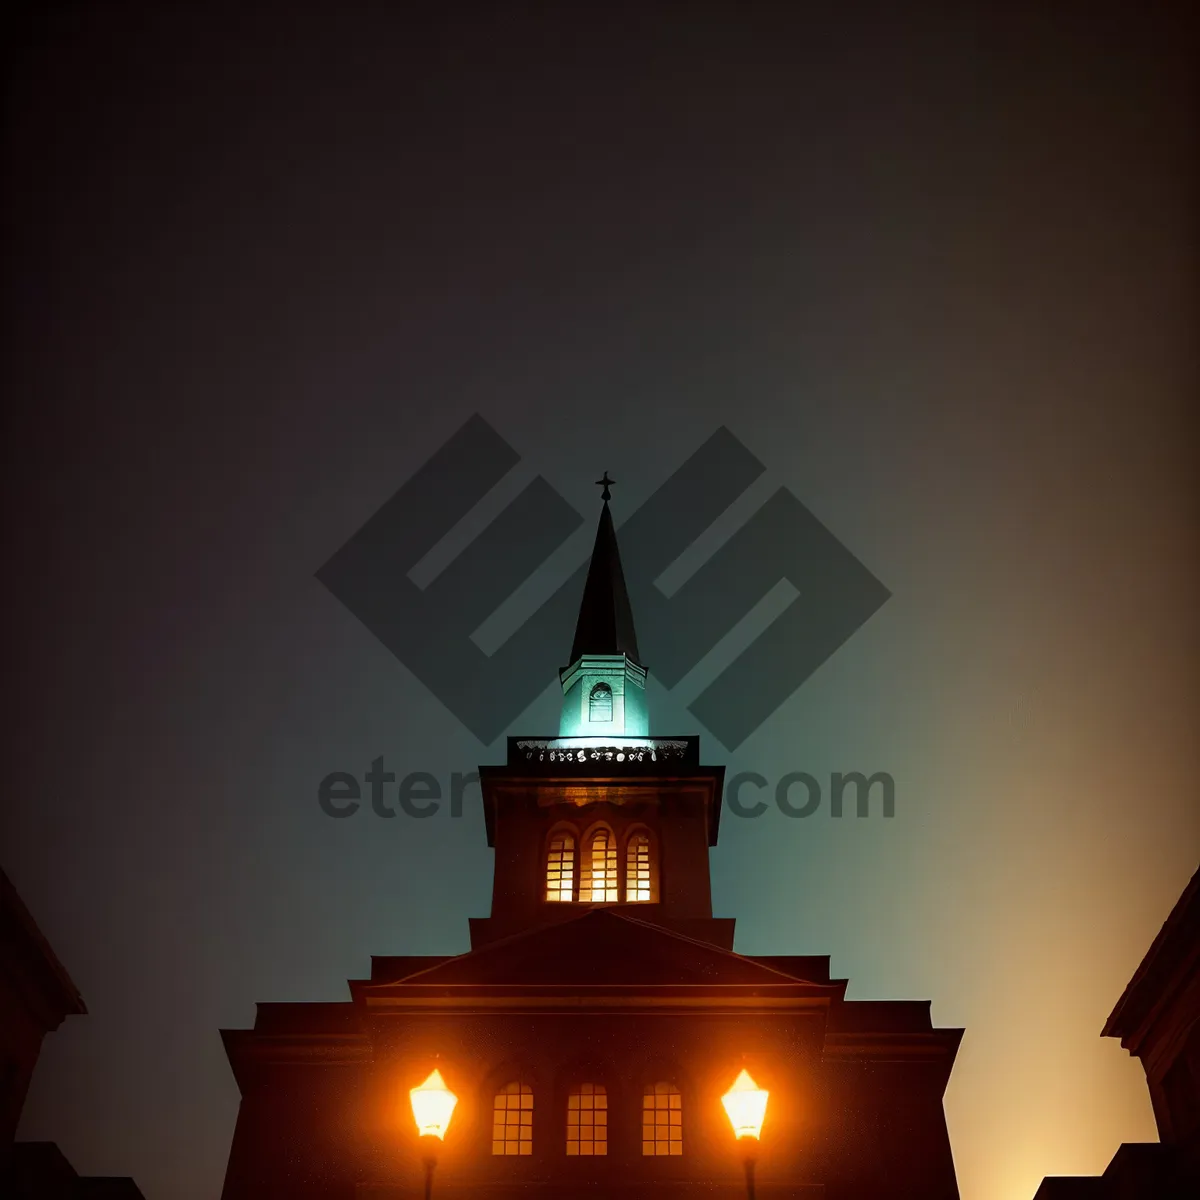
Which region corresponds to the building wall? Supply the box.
[222,1010,960,1200]
[0,975,49,1147]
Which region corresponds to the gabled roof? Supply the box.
[225,909,963,1095]
[567,500,641,666]
[356,907,832,991]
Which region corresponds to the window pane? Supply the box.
[589,684,613,722]
[546,834,575,902]
[566,1084,608,1155]
[580,831,619,902]
[642,1082,682,1155]
[625,832,658,902]
[492,1082,533,1155]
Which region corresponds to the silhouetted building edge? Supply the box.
[1,866,144,1198]
[1034,864,1200,1199]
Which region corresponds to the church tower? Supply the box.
[469,472,731,952]
[220,480,965,1200]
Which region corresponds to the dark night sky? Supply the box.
[3,3,1197,1198]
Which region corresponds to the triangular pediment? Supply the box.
[361,909,821,990]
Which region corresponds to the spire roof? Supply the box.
[568,488,641,666]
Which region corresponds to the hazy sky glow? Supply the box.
[4,5,1197,1199]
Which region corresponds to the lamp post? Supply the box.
[722,1069,769,1200]
[409,1069,458,1200]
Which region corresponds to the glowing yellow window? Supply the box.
[642,1082,682,1155]
[546,833,575,902]
[625,832,657,902]
[566,1083,607,1155]
[580,829,619,902]
[491,1081,533,1155]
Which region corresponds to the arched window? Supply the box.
[492,1081,533,1155]
[642,1082,682,1155]
[566,1083,607,1155]
[546,832,575,902]
[580,828,618,902]
[625,831,658,902]
[588,683,613,722]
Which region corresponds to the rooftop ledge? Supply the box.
[510,736,698,767]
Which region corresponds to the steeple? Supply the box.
[558,476,649,738]
[568,474,641,666]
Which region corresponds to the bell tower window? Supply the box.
[580,828,619,902]
[588,683,613,722]
[546,832,576,902]
[625,832,658,902]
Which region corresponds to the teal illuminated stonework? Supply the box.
[559,655,648,737]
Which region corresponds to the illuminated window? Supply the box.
[625,832,657,902]
[588,683,613,722]
[492,1081,533,1155]
[580,829,618,902]
[566,1083,607,1155]
[546,833,575,902]
[642,1082,682,1155]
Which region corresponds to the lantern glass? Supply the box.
[721,1069,769,1141]
[410,1069,458,1140]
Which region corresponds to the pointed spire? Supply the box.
[568,478,641,666]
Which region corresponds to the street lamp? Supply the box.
[409,1069,458,1200]
[722,1069,769,1200]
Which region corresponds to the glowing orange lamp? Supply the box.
[722,1069,770,1199]
[409,1069,457,1199]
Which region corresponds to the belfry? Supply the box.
[220,484,965,1199]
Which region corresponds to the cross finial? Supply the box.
[595,471,615,502]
